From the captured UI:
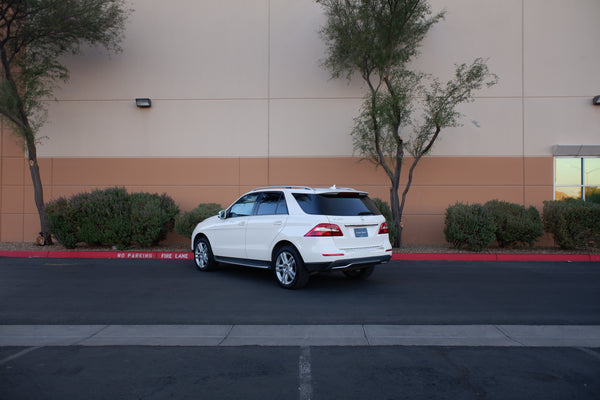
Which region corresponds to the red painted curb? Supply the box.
[496,254,592,262]
[392,253,497,261]
[391,253,597,262]
[0,250,193,260]
[0,250,597,262]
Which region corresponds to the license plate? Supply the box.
[354,228,368,238]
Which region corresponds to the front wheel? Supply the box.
[343,265,375,280]
[273,246,309,289]
[194,237,217,271]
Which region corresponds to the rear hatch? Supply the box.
[292,189,387,251]
[328,214,385,251]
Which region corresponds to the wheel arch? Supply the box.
[271,240,301,263]
[192,232,209,248]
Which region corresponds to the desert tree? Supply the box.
[0,0,130,244]
[317,0,497,247]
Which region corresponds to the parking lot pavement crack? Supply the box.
[218,325,235,346]
[493,325,525,346]
[436,347,488,400]
[576,347,600,363]
[73,325,110,346]
[0,346,41,366]
[361,325,371,346]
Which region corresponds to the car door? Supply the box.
[245,192,289,261]
[209,193,259,259]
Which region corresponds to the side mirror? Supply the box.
[218,210,227,220]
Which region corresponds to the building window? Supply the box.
[554,157,600,201]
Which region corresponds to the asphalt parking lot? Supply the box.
[1,258,599,325]
[2,345,600,400]
[1,257,599,399]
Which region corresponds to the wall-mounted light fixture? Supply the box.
[135,98,152,108]
[593,95,600,106]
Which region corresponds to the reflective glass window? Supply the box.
[584,158,600,186]
[555,158,581,186]
[555,186,581,201]
[554,157,600,201]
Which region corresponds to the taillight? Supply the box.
[379,222,389,234]
[305,223,343,237]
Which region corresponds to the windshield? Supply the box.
[292,193,381,216]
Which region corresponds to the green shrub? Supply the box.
[444,202,496,251]
[46,187,179,249]
[484,200,543,248]
[155,193,180,242]
[129,193,172,247]
[175,203,222,238]
[129,193,180,247]
[543,199,600,250]
[71,187,132,248]
[372,198,397,246]
[46,197,78,249]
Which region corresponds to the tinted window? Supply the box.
[228,193,259,217]
[293,193,381,216]
[256,192,288,215]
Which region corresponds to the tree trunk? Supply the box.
[390,177,402,248]
[26,144,52,245]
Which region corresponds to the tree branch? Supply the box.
[399,125,440,216]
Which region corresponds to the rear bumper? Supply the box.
[305,254,392,272]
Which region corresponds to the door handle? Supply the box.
[273,221,283,226]
[238,221,246,226]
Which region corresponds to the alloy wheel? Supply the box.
[194,240,209,270]
[275,250,296,285]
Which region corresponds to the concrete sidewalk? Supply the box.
[1,325,599,347]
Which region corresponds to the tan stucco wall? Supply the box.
[1,0,598,244]
[35,0,600,160]
[0,150,552,244]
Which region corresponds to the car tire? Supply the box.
[273,245,309,289]
[343,265,375,280]
[194,236,217,271]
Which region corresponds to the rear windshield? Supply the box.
[292,193,381,216]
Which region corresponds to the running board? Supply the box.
[214,256,271,269]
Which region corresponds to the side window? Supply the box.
[276,194,288,215]
[228,193,259,218]
[256,192,288,216]
[293,193,319,214]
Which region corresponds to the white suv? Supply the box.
[191,186,392,289]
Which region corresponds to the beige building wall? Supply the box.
[1,0,599,244]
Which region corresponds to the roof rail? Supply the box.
[252,186,314,191]
[252,185,363,193]
[314,186,357,192]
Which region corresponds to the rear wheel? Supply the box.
[273,245,309,289]
[343,265,375,280]
[194,237,217,271]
